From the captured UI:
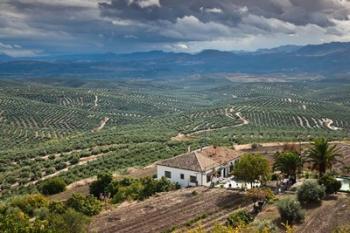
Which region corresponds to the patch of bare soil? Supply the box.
[296,193,350,233]
[92,117,110,132]
[322,118,342,131]
[94,95,98,107]
[171,133,194,141]
[90,187,250,233]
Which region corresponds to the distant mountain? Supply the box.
[0,42,349,79]
[255,45,302,54]
[296,42,350,56]
[0,54,12,62]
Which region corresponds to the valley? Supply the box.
[0,76,349,197]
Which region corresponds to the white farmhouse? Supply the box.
[156,146,241,187]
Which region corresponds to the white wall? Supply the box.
[157,158,239,187]
[157,165,205,187]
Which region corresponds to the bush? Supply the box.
[247,188,274,202]
[10,194,49,217]
[48,201,66,214]
[297,180,325,204]
[69,155,80,165]
[227,210,253,227]
[89,173,113,198]
[33,207,50,220]
[319,174,342,195]
[277,198,304,224]
[66,194,102,216]
[39,177,66,195]
[48,208,90,233]
[112,190,127,204]
[110,176,178,203]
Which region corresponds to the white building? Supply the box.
[156,146,241,187]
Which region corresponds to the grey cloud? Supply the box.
[100,0,350,27]
[99,0,244,26]
[0,0,350,55]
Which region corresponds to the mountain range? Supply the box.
[0,42,349,80]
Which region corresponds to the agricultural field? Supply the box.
[0,76,349,197]
[90,187,251,233]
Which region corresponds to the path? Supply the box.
[93,117,110,132]
[322,118,342,130]
[235,112,249,126]
[94,95,98,107]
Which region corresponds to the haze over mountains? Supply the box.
[0,42,349,79]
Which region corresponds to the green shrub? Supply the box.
[39,177,66,195]
[89,173,113,198]
[48,201,66,214]
[297,180,325,204]
[92,175,178,204]
[319,174,342,195]
[9,194,49,217]
[277,198,304,224]
[69,155,80,165]
[155,176,174,192]
[33,207,50,220]
[227,210,253,227]
[66,194,102,216]
[48,208,90,233]
[112,190,127,204]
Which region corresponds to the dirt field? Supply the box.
[255,192,350,233]
[296,193,350,233]
[89,187,251,233]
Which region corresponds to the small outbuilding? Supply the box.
[156,146,241,187]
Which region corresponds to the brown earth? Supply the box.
[255,193,350,233]
[296,193,350,233]
[89,187,251,233]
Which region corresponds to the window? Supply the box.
[180,173,184,179]
[165,171,171,178]
[190,175,197,183]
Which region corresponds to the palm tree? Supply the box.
[306,138,343,177]
[273,151,303,179]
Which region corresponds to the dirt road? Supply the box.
[93,117,110,132]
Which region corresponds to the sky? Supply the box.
[1,0,350,57]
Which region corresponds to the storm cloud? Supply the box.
[100,0,350,27]
[0,0,350,56]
